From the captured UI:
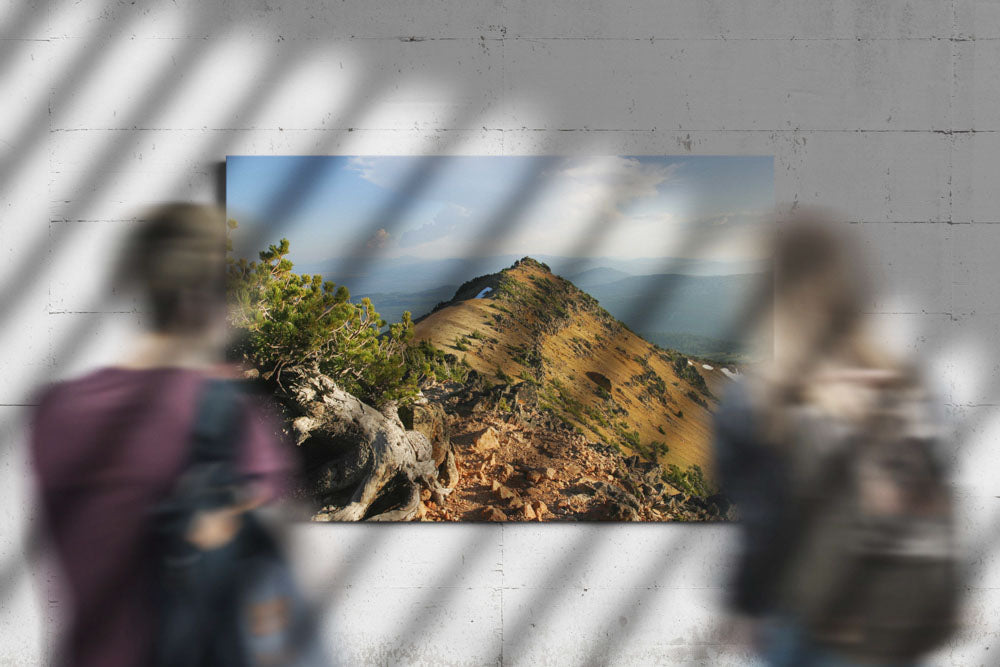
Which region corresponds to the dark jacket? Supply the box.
[712,380,795,617]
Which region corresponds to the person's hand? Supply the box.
[186,507,241,550]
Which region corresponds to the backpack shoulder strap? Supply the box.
[188,378,245,468]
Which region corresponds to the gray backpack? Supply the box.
[779,383,961,661]
[152,379,328,667]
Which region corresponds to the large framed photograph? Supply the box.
[226,155,772,522]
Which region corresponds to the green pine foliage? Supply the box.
[227,225,418,406]
[405,340,470,385]
[672,356,712,398]
[663,464,713,497]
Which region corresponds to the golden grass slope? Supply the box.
[413,258,739,477]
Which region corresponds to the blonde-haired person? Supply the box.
[714,213,959,666]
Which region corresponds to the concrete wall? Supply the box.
[1,1,997,664]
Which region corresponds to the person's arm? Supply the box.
[186,504,247,550]
[713,381,792,617]
[237,390,295,503]
[186,385,294,550]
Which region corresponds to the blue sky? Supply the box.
[226,155,773,266]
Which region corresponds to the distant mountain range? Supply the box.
[295,254,769,296]
[576,272,762,357]
[323,254,767,359]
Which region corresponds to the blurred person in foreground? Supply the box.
[31,204,323,666]
[714,213,961,666]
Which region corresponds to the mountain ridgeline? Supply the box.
[412,257,736,479]
[228,232,736,520]
[357,258,762,363]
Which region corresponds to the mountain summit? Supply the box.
[412,257,734,475]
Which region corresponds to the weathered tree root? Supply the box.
[290,374,450,522]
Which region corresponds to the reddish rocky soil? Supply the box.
[420,411,730,523]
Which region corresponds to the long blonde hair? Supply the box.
[754,212,908,443]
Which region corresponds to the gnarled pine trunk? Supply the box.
[287,374,451,521]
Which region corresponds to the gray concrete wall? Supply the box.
[1,1,997,664]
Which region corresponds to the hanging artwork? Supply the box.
[226,155,773,522]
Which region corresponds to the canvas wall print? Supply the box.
[226,155,773,522]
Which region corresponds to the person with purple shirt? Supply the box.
[31,204,293,666]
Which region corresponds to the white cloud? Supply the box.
[506,157,682,258]
[548,156,679,225]
[345,156,408,189]
[370,156,768,262]
[398,203,471,248]
[365,228,393,250]
[346,156,376,182]
[381,157,686,259]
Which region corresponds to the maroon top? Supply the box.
[31,367,291,667]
